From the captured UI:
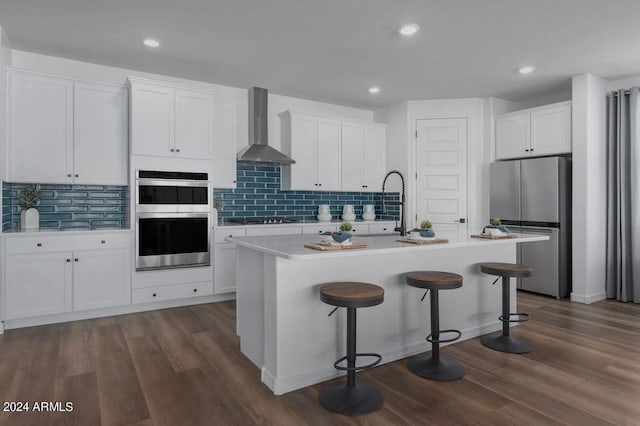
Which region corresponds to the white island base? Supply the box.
[232,233,548,395]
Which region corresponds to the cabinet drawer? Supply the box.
[132,281,213,304]
[368,223,395,234]
[245,226,302,236]
[214,227,246,243]
[302,224,338,235]
[5,232,131,254]
[348,224,368,234]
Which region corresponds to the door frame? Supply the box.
[411,117,470,231]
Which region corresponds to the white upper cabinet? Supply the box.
[129,78,214,160]
[280,112,342,191]
[495,101,571,160]
[9,71,74,183]
[74,82,128,185]
[8,70,128,185]
[212,103,238,188]
[530,103,572,156]
[175,88,213,159]
[130,81,174,157]
[342,122,386,192]
[341,122,366,191]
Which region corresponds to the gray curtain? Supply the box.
[605,88,640,302]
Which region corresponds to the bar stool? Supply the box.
[319,282,384,415]
[480,262,533,354]
[406,271,465,381]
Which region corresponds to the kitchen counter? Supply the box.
[234,231,549,395]
[2,226,130,235]
[215,218,396,227]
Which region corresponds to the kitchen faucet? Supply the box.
[381,170,406,236]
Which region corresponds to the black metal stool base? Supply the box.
[480,334,531,354]
[408,354,465,381]
[319,381,383,415]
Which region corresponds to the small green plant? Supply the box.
[490,217,501,226]
[420,219,432,229]
[339,222,352,232]
[18,185,40,210]
[213,196,224,210]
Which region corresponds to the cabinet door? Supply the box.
[214,243,237,294]
[530,104,571,156]
[73,248,131,311]
[212,103,238,188]
[363,125,386,192]
[495,113,530,160]
[130,82,174,157]
[341,122,365,191]
[316,118,342,191]
[175,89,213,159]
[5,252,73,320]
[287,114,317,190]
[9,71,73,183]
[74,82,128,185]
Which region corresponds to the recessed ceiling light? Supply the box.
[519,66,536,74]
[143,38,160,48]
[368,86,380,94]
[399,24,420,36]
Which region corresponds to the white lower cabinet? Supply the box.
[132,281,213,304]
[4,232,131,321]
[5,252,73,320]
[73,248,131,311]
[214,243,237,294]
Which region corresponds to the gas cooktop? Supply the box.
[227,217,300,225]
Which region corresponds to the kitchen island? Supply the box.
[230,232,548,395]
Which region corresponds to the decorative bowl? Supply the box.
[322,231,352,244]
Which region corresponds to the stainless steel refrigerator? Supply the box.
[490,156,571,298]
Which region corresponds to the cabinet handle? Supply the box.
[101,240,106,244]
[36,243,42,247]
[352,229,356,232]
[152,293,157,297]
[176,148,180,153]
[530,148,534,152]
[525,149,530,152]
[67,174,72,178]
[318,183,322,187]
[74,258,79,262]
[170,148,175,152]
[314,183,318,186]
[66,258,71,262]
[75,174,79,178]
[193,288,198,293]
[233,180,237,183]
[383,228,387,231]
[228,234,233,237]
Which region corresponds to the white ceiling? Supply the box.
[1,0,640,109]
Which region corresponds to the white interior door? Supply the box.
[415,118,468,236]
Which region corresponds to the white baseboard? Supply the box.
[570,292,607,304]
[3,293,236,330]
[262,320,503,395]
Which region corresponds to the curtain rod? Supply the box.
[607,90,633,96]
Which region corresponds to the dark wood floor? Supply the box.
[0,292,639,426]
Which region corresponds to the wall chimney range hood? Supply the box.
[236,87,295,165]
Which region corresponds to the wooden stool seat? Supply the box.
[406,271,463,290]
[480,262,533,278]
[320,282,384,308]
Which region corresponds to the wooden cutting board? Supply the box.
[304,242,367,251]
[396,238,449,245]
[470,234,519,240]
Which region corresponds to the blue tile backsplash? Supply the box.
[2,182,128,231]
[213,163,400,223]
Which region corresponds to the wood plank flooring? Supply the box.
[0,292,638,425]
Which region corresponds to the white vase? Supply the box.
[212,208,219,226]
[362,204,376,221]
[342,204,355,221]
[317,204,331,222]
[20,208,39,230]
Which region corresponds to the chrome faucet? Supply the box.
[381,170,406,236]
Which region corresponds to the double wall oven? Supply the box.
[135,170,211,270]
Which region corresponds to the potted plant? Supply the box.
[323,221,353,244]
[212,196,224,226]
[410,219,435,238]
[483,217,509,235]
[18,185,40,230]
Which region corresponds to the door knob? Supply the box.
[454,218,466,223]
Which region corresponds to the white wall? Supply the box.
[571,74,607,304]
[404,98,487,231]
[374,102,409,193]
[606,74,640,91]
[9,50,377,160]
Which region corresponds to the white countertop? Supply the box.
[214,219,396,228]
[228,232,549,260]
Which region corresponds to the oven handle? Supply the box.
[136,212,210,219]
[136,179,210,188]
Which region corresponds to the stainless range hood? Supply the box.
[236,87,295,164]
